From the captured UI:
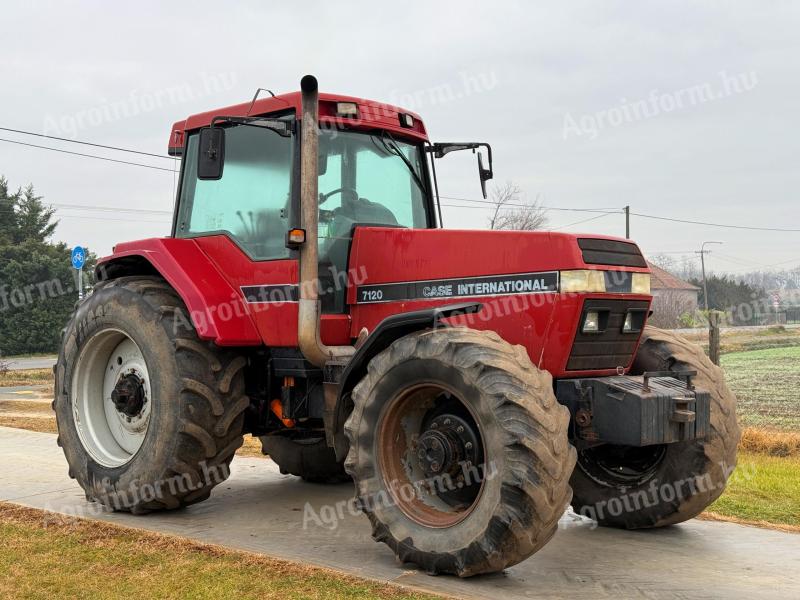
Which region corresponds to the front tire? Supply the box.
[54,276,249,513]
[569,325,740,528]
[344,328,575,577]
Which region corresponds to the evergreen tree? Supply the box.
[0,177,18,245]
[0,176,95,355]
[14,184,58,243]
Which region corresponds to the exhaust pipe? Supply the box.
[297,75,356,367]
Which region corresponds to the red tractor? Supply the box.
[54,76,739,577]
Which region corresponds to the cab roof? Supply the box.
[168,91,428,155]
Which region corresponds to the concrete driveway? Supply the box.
[1,426,797,600]
[3,355,57,371]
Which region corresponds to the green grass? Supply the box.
[708,451,800,528]
[0,503,438,600]
[721,346,800,430]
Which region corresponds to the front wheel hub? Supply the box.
[416,414,480,480]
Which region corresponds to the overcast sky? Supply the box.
[1,1,798,275]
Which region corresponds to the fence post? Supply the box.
[709,311,721,366]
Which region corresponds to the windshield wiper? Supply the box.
[210,115,293,137]
[375,132,426,193]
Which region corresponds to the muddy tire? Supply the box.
[260,435,349,483]
[344,328,575,577]
[54,276,249,513]
[569,325,740,528]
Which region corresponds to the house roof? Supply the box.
[647,262,701,291]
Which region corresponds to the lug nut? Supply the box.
[465,442,473,450]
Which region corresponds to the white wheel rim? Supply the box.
[71,329,152,467]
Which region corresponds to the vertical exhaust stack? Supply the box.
[297,75,355,367]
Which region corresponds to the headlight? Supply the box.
[583,310,601,333]
[560,270,606,293]
[623,312,634,332]
[631,273,651,295]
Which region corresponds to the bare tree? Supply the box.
[649,290,695,329]
[487,181,548,231]
[648,253,677,272]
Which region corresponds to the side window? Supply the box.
[176,124,294,260]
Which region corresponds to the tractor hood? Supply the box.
[346,227,649,307]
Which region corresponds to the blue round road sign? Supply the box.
[71,246,86,270]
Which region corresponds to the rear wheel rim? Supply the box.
[71,329,152,468]
[577,444,667,488]
[377,383,485,528]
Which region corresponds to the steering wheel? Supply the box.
[320,186,359,205]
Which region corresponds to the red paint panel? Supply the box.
[170,92,428,153]
[193,236,300,347]
[347,227,651,378]
[100,238,261,346]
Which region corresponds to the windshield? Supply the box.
[317,129,429,239]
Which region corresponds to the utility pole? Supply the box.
[624,205,630,239]
[696,241,722,312]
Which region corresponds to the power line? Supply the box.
[439,195,620,213]
[629,210,800,233]
[55,213,169,224]
[0,126,172,160]
[551,212,614,231]
[441,201,621,217]
[51,202,172,216]
[0,137,177,173]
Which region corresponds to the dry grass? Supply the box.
[0,415,57,434]
[739,427,800,457]
[681,325,800,354]
[239,435,266,458]
[0,368,54,390]
[0,399,51,414]
[0,502,439,600]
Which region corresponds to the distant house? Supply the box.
[647,262,701,327]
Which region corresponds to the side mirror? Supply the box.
[198,127,225,180]
[477,151,493,199]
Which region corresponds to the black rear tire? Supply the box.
[344,328,575,577]
[569,325,740,528]
[260,435,349,483]
[54,276,249,513]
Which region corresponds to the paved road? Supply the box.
[3,356,57,371]
[1,426,797,600]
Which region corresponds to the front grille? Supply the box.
[578,238,647,268]
[567,299,649,370]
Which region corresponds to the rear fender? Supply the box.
[96,238,262,346]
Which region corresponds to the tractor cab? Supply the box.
[169,91,490,312]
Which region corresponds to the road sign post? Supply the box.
[71,246,86,300]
